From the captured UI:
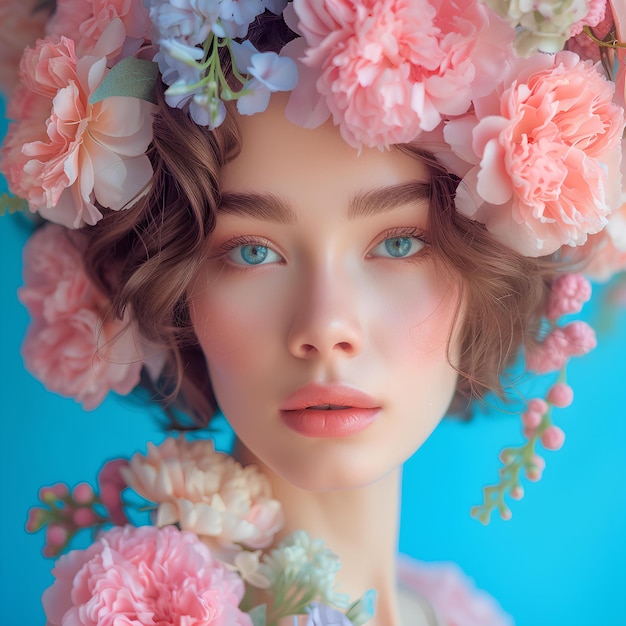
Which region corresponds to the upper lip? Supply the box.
[280,383,380,411]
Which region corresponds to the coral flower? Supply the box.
[121,438,284,554]
[42,525,252,626]
[1,36,154,228]
[284,0,514,148]
[446,50,624,256]
[19,224,144,409]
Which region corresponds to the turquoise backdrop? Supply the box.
[1,95,625,626]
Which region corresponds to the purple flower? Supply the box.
[307,603,354,626]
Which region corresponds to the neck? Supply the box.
[233,440,403,626]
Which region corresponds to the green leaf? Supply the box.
[247,604,267,626]
[0,192,27,216]
[89,58,159,105]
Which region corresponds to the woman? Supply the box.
[1,0,626,624]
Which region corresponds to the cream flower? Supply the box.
[121,437,284,553]
[1,36,154,228]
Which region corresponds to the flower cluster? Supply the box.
[471,274,596,523]
[27,436,374,626]
[18,224,146,410]
[120,437,285,556]
[483,0,608,56]
[149,0,298,127]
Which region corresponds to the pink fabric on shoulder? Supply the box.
[397,555,514,626]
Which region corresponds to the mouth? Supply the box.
[280,384,381,438]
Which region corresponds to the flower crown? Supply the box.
[2,0,626,525]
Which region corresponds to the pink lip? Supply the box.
[280,383,381,438]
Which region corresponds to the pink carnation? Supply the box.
[42,525,252,626]
[1,36,154,228]
[569,0,607,36]
[47,0,151,60]
[19,224,144,409]
[284,0,514,148]
[121,438,284,556]
[446,50,624,256]
[397,556,513,626]
[545,273,592,320]
[0,0,51,96]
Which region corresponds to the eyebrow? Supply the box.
[218,181,431,224]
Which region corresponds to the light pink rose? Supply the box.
[446,50,624,256]
[47,0,151,60]
[0,0,52,96]
[284,0,514,148]
[397,556,514,626]
[121,438,284,555]
[1,36,154,228]
[19,224,144,409]
[43,525,252,626]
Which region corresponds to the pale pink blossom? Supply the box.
[42,525,252,626]
[0,0,52,96]
[570,0,607,36]
[284,0,514,148]
[446,50,624,256]
[19,224,144,409]
[121,438,284,555]
[1,36,154,228]
[397,556,514,626]
[541,425,566,450]
[526,321,597,373]
[47,0,151,60]
[545,273,592,321]
[547,382,574,408]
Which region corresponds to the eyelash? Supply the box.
[212,227,430,270]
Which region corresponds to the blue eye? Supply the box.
[228,243,282,266]
[371,236,425,259]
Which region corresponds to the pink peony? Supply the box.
[42,525,252,626]
[445,50,624,256]
[47,0,151,60]
[397,556,514,626]
[121,438,284,555]
[0,0,52,96]
[1,36,154,228]
[19,224,144,409]
[284,0,514,148]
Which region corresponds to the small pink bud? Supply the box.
[73,507,98,528]
[528,398,548,415]
[46,524,68,548]
[541,425,566,451]
[562,321,597,358]
[526,468,543,482]
[522,409,543,430]
[510,486,524,500]
[499,507,512,521]
[72,482,95,504]
[531,454,546,471]
[547,383,574,408]
[526,455,545,482]
[522,426,536,440]
[26,507,47,533]
[499,450,513,464]
[39,483,69,503]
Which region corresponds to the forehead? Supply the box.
[221,94,430,202]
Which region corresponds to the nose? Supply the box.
[286,266,364,360]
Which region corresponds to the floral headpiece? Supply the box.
[1,0,626,517]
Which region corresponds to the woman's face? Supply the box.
[189,94,462,491]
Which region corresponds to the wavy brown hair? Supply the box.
[81,15,558,427]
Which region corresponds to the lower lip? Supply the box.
[280,408,380,438]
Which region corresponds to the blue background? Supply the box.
[1,94,625,626]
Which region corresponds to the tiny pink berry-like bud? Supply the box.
[499,450,513,464]
[73,507,98,528]
[542,425,566,451]
[545,274,592,321]
[26,507,47,533]
[528,398,548,415]
[72,482,95,504]
[46,524,68,547]
[39,483,69,503]
[522,409,542,430]
[499,507,512,521]
[547,383,574,408]
[510,486,524,500]
[562,321,597,358]
[522,426,537,440]
[526,454,546,482]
